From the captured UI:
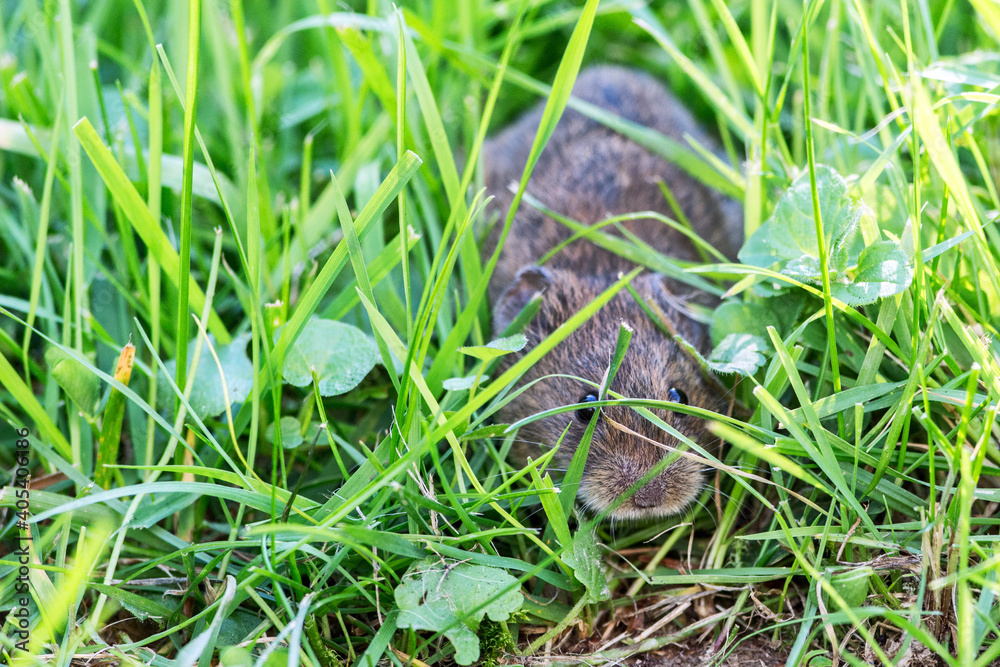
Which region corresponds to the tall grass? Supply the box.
[1,0,999,665]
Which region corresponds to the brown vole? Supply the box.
[483,66,742,521]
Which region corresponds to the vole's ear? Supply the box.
[493,266,553,335]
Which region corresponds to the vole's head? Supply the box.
[494,267,717,521]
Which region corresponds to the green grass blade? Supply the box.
[763,327,880,537]
[330,169,401,392]
[73,119,230,342]
[0,321,73,459]
[58,0,84,353]
[429,0,601,393]
[174,0,202,396]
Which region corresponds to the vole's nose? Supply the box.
[631,481,665,508]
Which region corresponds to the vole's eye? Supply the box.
[576,394,599,421]
[668,388,688,405]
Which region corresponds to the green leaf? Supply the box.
[89,583,173,624]
[46,345,100,416]
[712,294,806,350]
[443,374,489,392]
[399,11,460,204]
[707,333,769,376]
[218,609,277,650]
[737,165,912,305]
[651,567,794,585]
[30,481,306,523]
[711,301,773,346]
[921,228,977,263]
[738,165,866,277]
[395,558,524,665]
[280,317,379,396]
[831,241,914,305]
[458,334,527,361]
[265,416,304,449]
[0,489,120,524]
[328,164,402,395]
[823,566,873,609]
[711,295,805,348]
[160,334,254,419]
[219,647,253,667]
[460,423,512,441]
[561,529,610,602]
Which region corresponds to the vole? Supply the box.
[482,66,742,521]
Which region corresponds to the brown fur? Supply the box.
[483,66,742,521]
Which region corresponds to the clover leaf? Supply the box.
[443,374,490,391]
[395,558,523,665]
[562,529,611,603]
[160,334,254,419]
[459,334,527,361]
[739,165,866,277]
[738,165,911,303]
[47,346,100,417]
[831,240,915,306]
[280,317,380,396]
[265,416,304,449]
[707,333,769,376]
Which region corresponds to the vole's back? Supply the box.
[483,65,741,302]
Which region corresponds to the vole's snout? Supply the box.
[579,424,704,521]
[631,478,668,508]
[617,464,700,519]
[580,461,701,521]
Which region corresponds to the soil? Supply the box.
[632,635,789,666]
[507,632,790,666]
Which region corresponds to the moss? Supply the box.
[477,620,513,667]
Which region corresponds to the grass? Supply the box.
[1,0,999,665]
